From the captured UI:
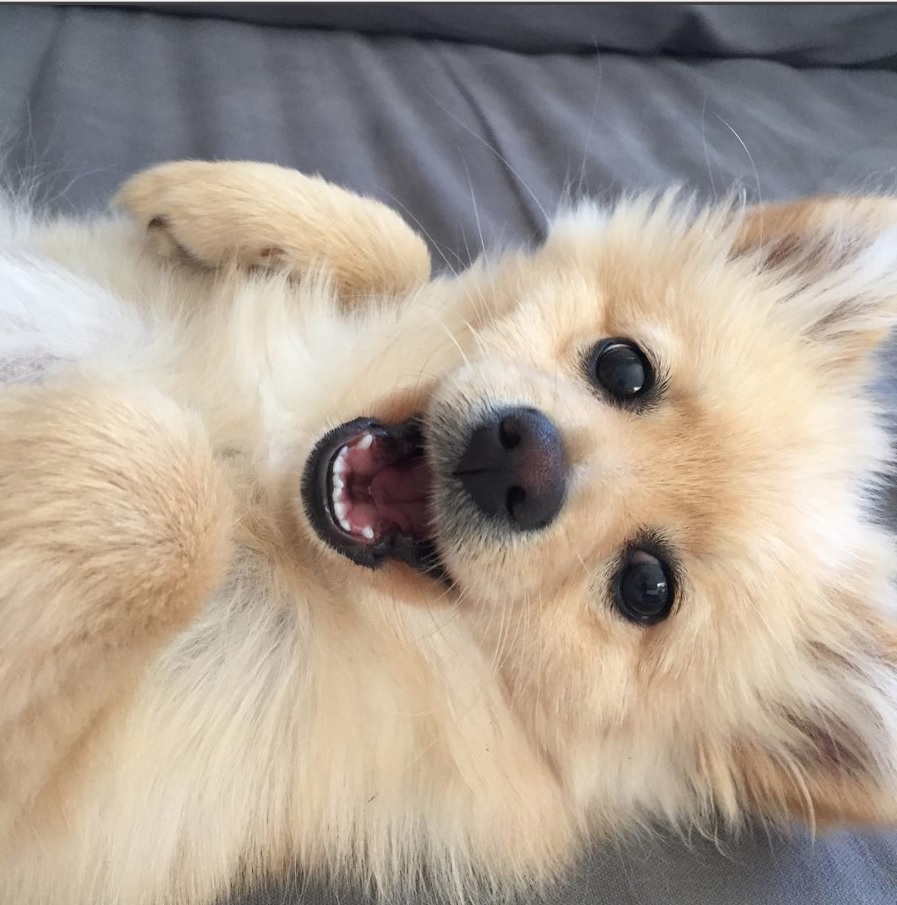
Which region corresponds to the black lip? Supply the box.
[300,417,449,582]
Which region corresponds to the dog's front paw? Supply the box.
[113,161,431,298]
[114,161,287,269]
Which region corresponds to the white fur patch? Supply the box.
[0,250,144,384]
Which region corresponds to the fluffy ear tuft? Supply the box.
[733,196,897,375]
[735,720,896,828]
[732,619,897,829]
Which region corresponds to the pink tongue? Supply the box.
[368,457,432,536]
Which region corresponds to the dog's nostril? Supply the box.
[505,485,526,519]
[499,415,523,450]
[456,406,568,532]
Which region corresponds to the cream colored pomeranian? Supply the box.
[2,161,897,905]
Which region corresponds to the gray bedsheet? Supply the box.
[4,4,897,266]
[2,4,897,904]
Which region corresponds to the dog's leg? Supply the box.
[0,381,232,844]
[114,161,432,301]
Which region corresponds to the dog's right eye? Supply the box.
[586,339,654,402]
[614,548,674,624]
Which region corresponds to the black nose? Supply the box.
[455,407,567,531]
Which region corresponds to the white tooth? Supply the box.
[332,475,344,491]
[333,450,348,476]
[358,433,373,450]
[362,526,374,540]
[334,501,347,522]
[339,515,352,532]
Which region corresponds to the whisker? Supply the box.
[380,190,463,278]
[462,319,489,359]
[700,90,718,200]
[463,158,490,272]
[713,113,762,207]
[431,313,471,367]
[577,44,605,199]
[423,87,550,232]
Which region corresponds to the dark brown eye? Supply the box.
[614,548,674,624]
[587,339,653,401]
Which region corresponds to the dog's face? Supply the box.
[301,194,897,833]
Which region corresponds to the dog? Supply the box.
[2,161,897,904]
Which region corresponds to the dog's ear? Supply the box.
[733,196,897,376]
[729,610,897,828]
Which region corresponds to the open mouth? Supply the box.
[301,417,446,580]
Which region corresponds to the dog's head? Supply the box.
[300,194,897,835]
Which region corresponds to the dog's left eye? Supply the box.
[614,548,674,624]
[586,339,653,401]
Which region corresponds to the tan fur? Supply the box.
[113,160,432,300]
[2,162,897,904]
[0,382,233,851]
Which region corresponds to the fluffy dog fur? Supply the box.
[2,161,897,904]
